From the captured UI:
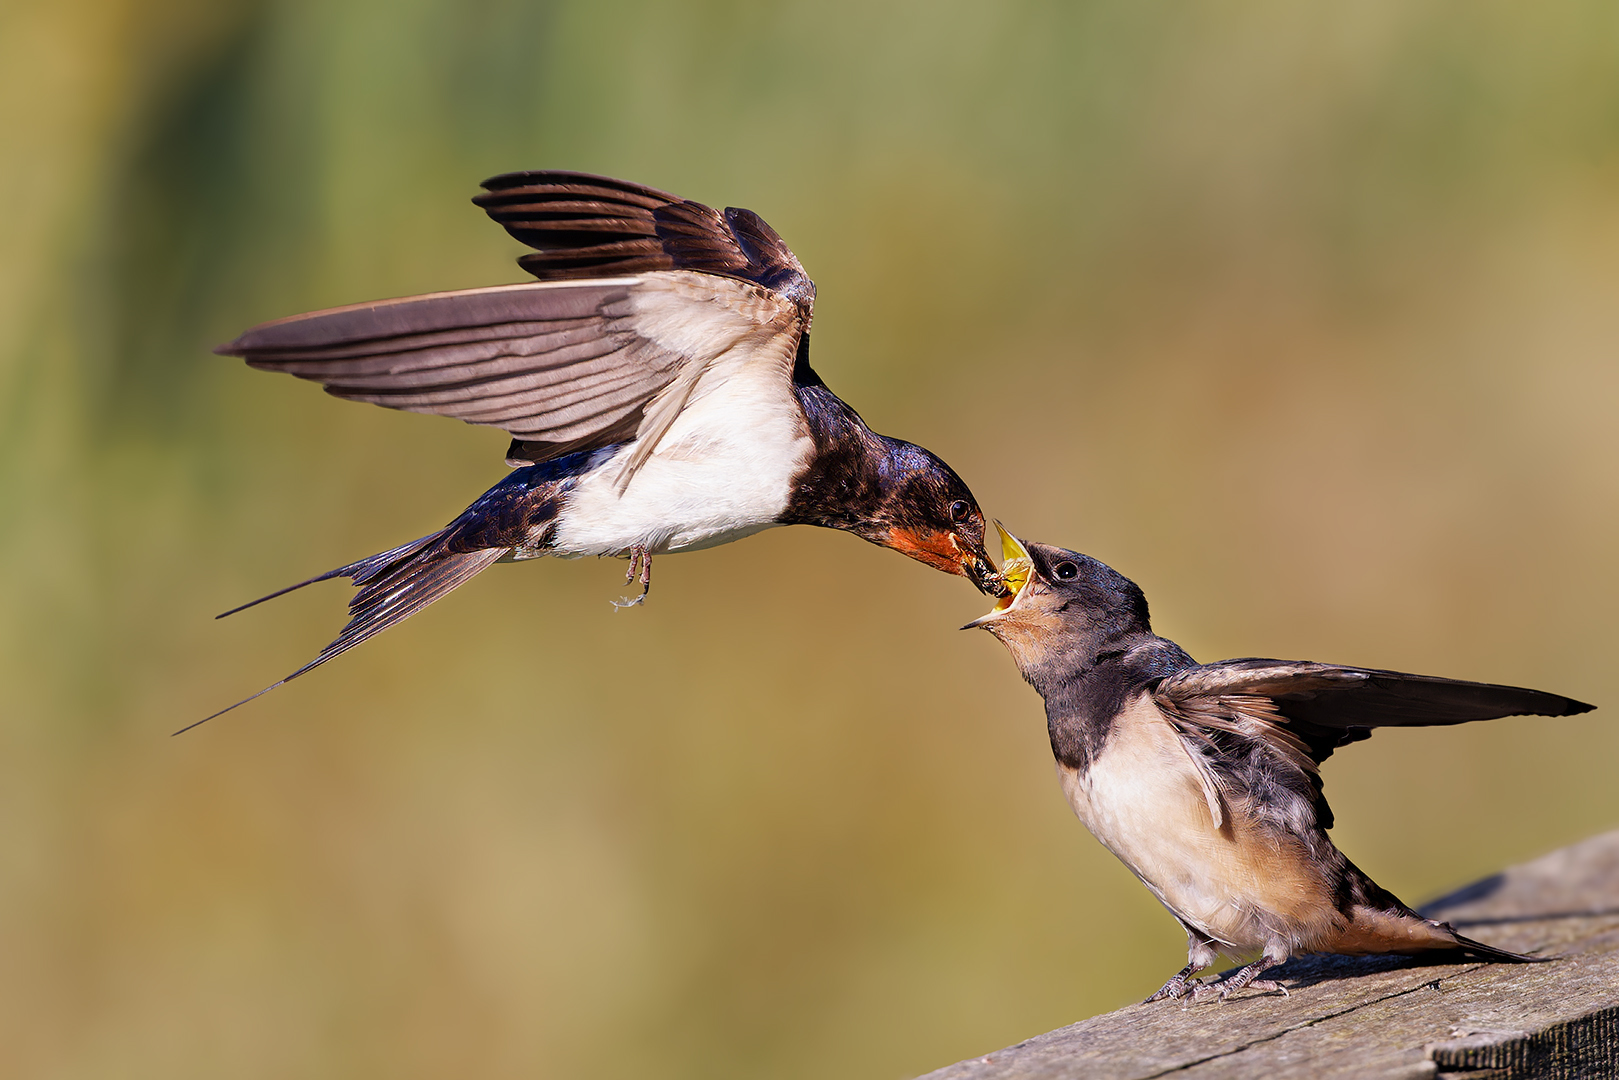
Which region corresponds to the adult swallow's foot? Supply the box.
[613,545,653,608]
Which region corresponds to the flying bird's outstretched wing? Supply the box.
[217,274,802,482]
[216,171,815,476]
[474,170,813,302]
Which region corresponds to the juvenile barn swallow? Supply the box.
[967,528,1594,1002]
[200,172,1003,726]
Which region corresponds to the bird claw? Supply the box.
[1147,978,1189,1004]
[1149,959,1288,1006]
[1196,961,1288,1004]
[1145,963,1201,1004]
[1178,979,1286,1005]
[612,545,653,610]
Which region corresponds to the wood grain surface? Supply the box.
[917,830,1619,1080]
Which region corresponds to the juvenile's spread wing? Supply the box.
[1159,660,1590,734]
[1151,659,1593,829]
[217,272,804,472]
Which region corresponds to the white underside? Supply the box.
[547,342,814,557]
[1056,694,1320,952]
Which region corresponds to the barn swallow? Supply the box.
[197,172,1004,728]
[966,527,1594,1002]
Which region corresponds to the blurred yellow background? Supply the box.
[3,2,1617,1077]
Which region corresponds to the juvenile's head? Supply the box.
[965,528,1151,682]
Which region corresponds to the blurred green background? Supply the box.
[4,2,1617,1077]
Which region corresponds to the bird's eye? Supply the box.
[1054,561,1079,580]
[949,499,970,524]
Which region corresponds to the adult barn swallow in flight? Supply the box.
[967,529,1594,1002]
[200,172,1003,726]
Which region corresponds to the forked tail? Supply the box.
[181,532,507,733]
[189,458,593,732]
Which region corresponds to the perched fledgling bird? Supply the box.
[198,172,1003,728]
[967,528,1594,1003]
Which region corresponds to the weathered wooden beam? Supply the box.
[918,830,1619,1080]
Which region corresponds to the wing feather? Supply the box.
[228,281,616,347]
[220,172,816,476]
[251,321,621,374]
[326,345,651,410]
[1158,660,1591,735]
[1152,658,1592,831]
[474,171,815,309]
[218,271,804,479]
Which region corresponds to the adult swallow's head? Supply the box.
[858,442,1006,596]
[962,526,1151,678]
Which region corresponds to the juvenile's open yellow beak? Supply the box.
[962,523,1033,629]
[992,523,1032,610]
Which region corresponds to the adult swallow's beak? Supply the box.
[961,524,1033,629]
[961,541,1012,597]
[885,526,1010,596]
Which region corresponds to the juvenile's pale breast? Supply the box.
[1057,693,1333,951]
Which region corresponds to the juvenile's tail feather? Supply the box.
[1444,926,1549,963]
[182,533,508,734]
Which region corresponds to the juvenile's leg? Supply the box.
[1146,926,1219,1003]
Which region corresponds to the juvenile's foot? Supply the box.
[1145,964,1200,1003]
